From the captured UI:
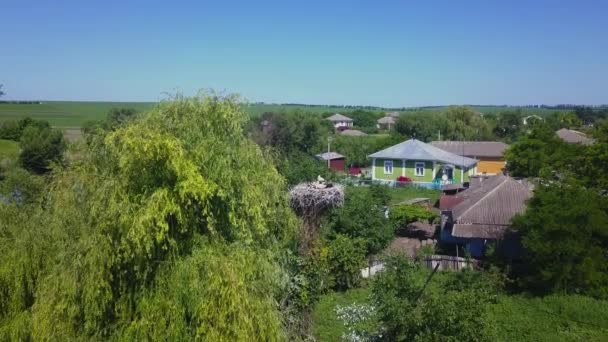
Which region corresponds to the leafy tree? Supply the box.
[325,187,393,257]
[0,94,300,339]
[347,109,382,129]
[0,117,50,141]
[327,235,367,290]
[106,107,137,129]
[277,151,332,186]
[372,255,495,341]
[18,125,65,174]
[493,110,523,142]
[511,182,608,299]
[389,204,437,228]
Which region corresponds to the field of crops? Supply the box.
[0,101,569,128]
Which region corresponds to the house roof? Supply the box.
[377,116,396,124]
[556,128,593,145]
[326,113,353,122]
[430,141,509,158]
[368,139,478,168]
[340,129,368,136]
[315,152,345,160]
[449,174,532,239]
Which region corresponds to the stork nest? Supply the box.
[289,182,345,219]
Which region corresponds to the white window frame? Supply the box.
[415,162,425,177]
[384,160,393,174]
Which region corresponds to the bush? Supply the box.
[0,118,50,141]
[18,125,66,174]
[327,235,367,291]
[372,255,495,341]
[326,187,393,257]
[389,204,437,229]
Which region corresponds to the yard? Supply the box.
[0,139,19,160]
[388,186,440,206]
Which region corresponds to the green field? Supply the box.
[0,102,570,128]
[0,139,19,160]
[0,101,155,128]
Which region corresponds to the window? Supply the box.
[415,162,425,176]
[384,160,393,174]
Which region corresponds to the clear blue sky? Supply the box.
[2,0,607,107]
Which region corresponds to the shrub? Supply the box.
[18,125,65,174]
[389,204,437,229]
[327,235,367,291]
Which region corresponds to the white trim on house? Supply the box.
[402,159,406,176]
[372,158,376,179]
[432,161,437,179]
[384,160,394,174]
[414,162,425,177]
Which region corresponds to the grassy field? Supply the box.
[0,102,570,128]
[388,186,441,205]
[0,101,155,128]
[0,139,19,160]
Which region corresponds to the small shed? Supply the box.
[315,152,346,173]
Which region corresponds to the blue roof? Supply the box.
[368,139,477,168]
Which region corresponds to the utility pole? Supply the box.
[327,136,333,169]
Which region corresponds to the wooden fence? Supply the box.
[422,254,479,271]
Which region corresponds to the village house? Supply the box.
[376,112,400,130]
[556,128,594,145]
[325,113,353,130]
[315,152,346,173]
[430,141,508,175]
[439,174,532,258]
[368,138,478,187]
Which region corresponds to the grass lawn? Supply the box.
[489,294,608,341]
[388,186,441,205]
[312,287,372,341]
[0,139,19,160]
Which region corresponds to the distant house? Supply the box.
[368,139,477,187]
[340,129,368,137]
[377,116,397,130]
[439,174,532,258]
[315,152,346,173]
[556,128,593,145]
[430,141,508,175]
[325,113,353,129]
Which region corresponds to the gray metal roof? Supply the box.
[315,152,345,160]
[556,128,593,145]
[377,116,396,124]
[325,113,353,122]
[368,139,478,168]
[450,174,532,239]
[430,141,508,158]
[340,129,368,136]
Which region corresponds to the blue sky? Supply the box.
[2,0,607,106]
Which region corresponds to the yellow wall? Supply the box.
[477,158,506,174]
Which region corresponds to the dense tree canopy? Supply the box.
[18,125,66,174]
[0,94,300,340]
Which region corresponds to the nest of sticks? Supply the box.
[289,182,345,219]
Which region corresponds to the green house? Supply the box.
[368,139,478,186]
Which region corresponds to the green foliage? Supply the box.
[122,243,285,341]
[0,94,300,339]
[327,235,367,291]
[504,123,580,178]
[312,287,372,341]
[332,134,399,166]
[276,150,332,186]
[326,187,393,256]
[346,109,383,129]
[511,183,608,299]
[18,125,66,174]
[0,166,45,204]
[0,139,19,161]
[488,294,608,341]
[372,255,496,341]
[0,117,50,141]
[493,110,523,142]
[389,204,437,228]
[395,106,493,142]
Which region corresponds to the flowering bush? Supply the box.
[335,303,380,341]
[396,176,412,187]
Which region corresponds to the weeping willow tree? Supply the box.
[0,93,298,340]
